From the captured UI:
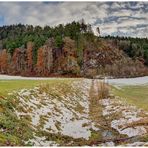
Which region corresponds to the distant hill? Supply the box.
[0,21,148,78]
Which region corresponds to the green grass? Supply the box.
[0,78,79,146]
[112,85,148,111]
[0,94,34,146]
[0,78,78,96]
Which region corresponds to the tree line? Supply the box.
[0,20,148,77]
[0,20,97,76]
[101,36,148,66]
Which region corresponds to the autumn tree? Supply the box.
[27,42,34,73]
[0,49,8,73]
[62,37,80,74]
[0,51,2,72]
[11,48,20,73]
[36,47,45,75]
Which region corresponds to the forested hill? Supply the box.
[0,21,148,78]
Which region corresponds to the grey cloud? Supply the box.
[0,2,147,37]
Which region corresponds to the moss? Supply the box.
[0,95,34,146]
[0,133,20,146]
[89,129,102,141]
[140,134,148,142]
[21,115,32,122]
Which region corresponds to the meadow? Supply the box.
[0,78,76,96]
[112,85,148,111]
[0,77,147,146]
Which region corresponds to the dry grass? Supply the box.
[121,118,148,131]
[97,80,109,100]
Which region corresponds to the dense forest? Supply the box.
[0,20,148,78]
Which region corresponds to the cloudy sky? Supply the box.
[0,2,148,37]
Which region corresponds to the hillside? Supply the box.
[0,21,148,78]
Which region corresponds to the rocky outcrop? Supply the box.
[82,41,148,78]
[52,37,80,75]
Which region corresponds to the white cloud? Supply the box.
[0,2,147,37]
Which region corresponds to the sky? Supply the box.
[0,1,148,37]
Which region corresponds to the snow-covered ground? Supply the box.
[12,79,94,145]
[0,74,69,80]
[106,76,148,86]
[99,97,147,138]
[1,74,148,86]
[2,76,148,146]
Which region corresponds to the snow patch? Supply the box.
[111,119,146,137]
[28,135,58,146]
[123,141,148,146]
[62,119,91,140]
[13,79,93,142]
[107,76,148,86]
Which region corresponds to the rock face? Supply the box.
[83,43,121,77]
[33,37,80,76]
[61,37,80,75]
[52,37,80,75]
[82,41,148,78]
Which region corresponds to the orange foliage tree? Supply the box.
[27,42,34,73]
[0,49,8,73]
[36,47,44,75]
[12,48,20,73]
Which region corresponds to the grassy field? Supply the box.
[0,78,147,146]
[112,85,148,111]
[1,78,148,111]
[0,78,78,146]
[0,79,77,96]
